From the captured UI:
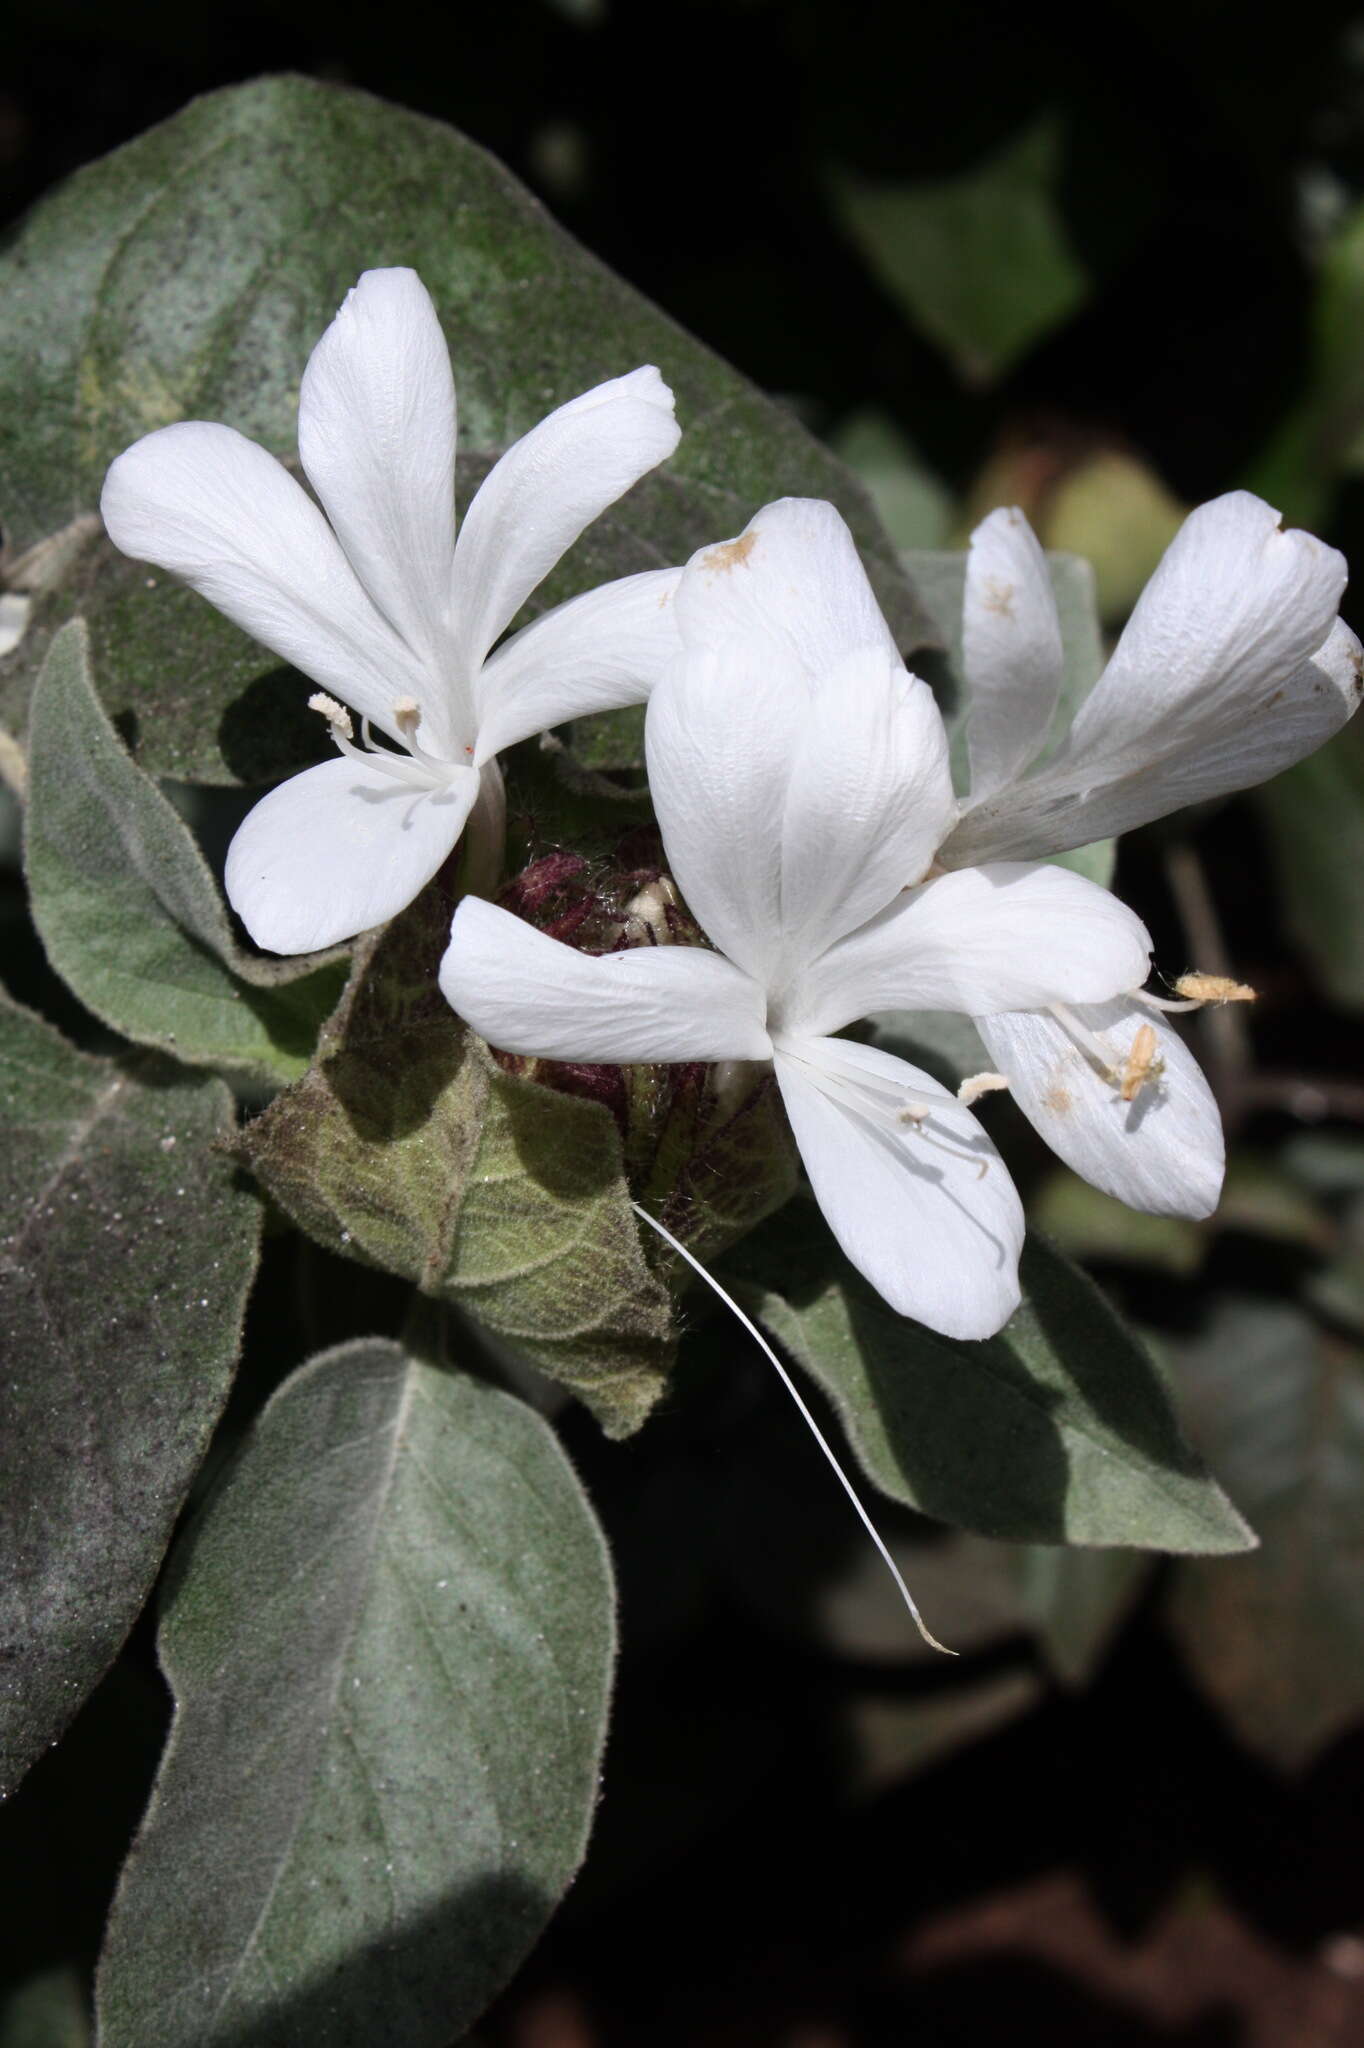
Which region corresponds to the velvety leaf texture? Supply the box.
[234,884,675,1436]
[728,1202,1253,1552]
[96,1339,615,2048]
[0,74,929,785]
[25,621,345,1082]
[0,987,259,1797]
[1166,1300,1364,1769]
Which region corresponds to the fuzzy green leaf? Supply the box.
[0,987,259,1796]
[1166,1300,1364,1769]
[96,1339,614,2048]
[728,1202,1253,1552]
[0,74,928,785]
[233,883,674,1436]
[24,621,345,1082]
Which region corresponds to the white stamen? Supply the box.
[1050,1002,1166,1104]
[308,691,353,740]
[389,697,450,776]
[306,688,458,792]
[630,1200,954,1655]
[958,1071,1010,1106]
[1119,1022,1163,1102]
[1049,1002,1121,1080]
[1135,989,1203,1015]
[782,1039,993,1174]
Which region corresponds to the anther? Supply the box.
[958,1071,1010,1106]
[1119,1023,1163,1102]
[308,691,353,740]
[1173,972,1257,1005]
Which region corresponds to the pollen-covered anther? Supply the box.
[1173,971,1258,1005]
[307,691,353,740]
[958,1071,1010,1106]
[1119,1022,1164,1102]
[391,695,423,737]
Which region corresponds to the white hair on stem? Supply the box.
[631,1200,954,1655]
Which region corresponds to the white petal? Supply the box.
[776,645,956,957]
[945,493,1358,864]
[977,999,1225,1218]
[646,639,956,989]
[774,1036,1024,1339]
[225,756,477,954]
[473,567,683,763]
[439,897,772,1060]
[450,366,680,668]
[673,496,902,675]
[788,862,1152,1038]
[644,639,804,985]
[963,505,1064,799]
[102,422,428,737]
[297,269,459,728]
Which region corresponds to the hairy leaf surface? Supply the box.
[0,988,258,1795]
[96,1339,614,2047]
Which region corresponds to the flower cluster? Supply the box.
[104,267,1361,1343]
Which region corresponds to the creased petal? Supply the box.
[674,497,902,675]
[473,567,683,762]
[788,862,1151,1039]
[945,493,1358,865]
[451,366,680,668]
[646,639,954,988]
[297,270,458,723]
[963,505,1064,799]
[776,645,955,956]
[225,756,476,954]
[977,1000,1225,1218]
[774,1036,1024,1339]
[439,897,772,1060]
[102,422,428,736]
[645,639,803,985]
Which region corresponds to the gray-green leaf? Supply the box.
[0,75,928,785]
[25,620,345,1083]
[729,1204,1253,1552]
[0,986,259,1796]
[95,1339,615,2048]
[1166,1300,1364,1769]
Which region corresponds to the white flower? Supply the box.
[101,267,684,954]
[945,494,1359,1219]
[668,495,1360,1223]
[439,624,1153,1341]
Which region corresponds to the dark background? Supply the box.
[5,5,1364,2043]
